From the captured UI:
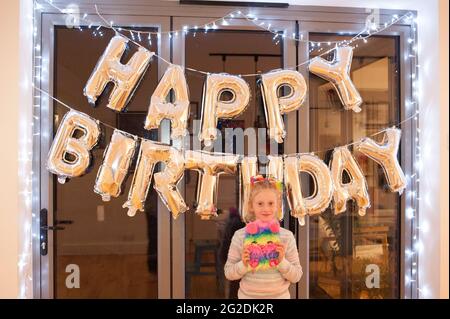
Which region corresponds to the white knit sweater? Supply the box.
[224,226,303,299]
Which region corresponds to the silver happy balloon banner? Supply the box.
[82,34,364,149]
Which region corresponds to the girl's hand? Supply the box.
[242,248,250,266]
[276,243,286,263]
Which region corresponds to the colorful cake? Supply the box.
[244,219,282,272]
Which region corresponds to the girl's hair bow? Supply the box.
[250,175,283,192]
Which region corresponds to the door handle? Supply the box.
[55,219,74,225]
[40,209,69,256]
[40,225,65,231]
[40,208,49,256]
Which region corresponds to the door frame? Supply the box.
[296,19,416,298]
[171,15,299,298]
[33,0,417,299]
[36,8,171,299]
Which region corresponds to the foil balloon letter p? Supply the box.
[356,127,406,194]
[199,73,250,146]
[309,46,362,112]
[260,70,307,143]
[284,154,333,226]
[84,35,153,112]
[145,64,190,139]
[47,110,101,184]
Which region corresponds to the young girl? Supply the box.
[224,175,303,299]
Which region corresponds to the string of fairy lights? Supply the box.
[42,0,415,77]
[41,0,410,44]
[23,0,423,298]
[405,14,422,298]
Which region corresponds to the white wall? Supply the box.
[0,0,33,298]
[0,0,20,299]
[0,0,447,298]
[438,0,449,300]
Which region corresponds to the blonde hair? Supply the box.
[245,179,282,223]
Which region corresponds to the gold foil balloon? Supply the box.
[123,140,187,218]
[330,147,370,216]
[185,150,241,220]
[308,46,362,112]
[84,35,153,112]
[47,110,100,184]
[266,155,285,220]
[153,147,188,219]
[284,154,333,226]
[356,127,406,194]
[199,73,250,146]
[239,156,257,222]
[94,130,138,201]
[260,70,307,143]
[145,64,190,139]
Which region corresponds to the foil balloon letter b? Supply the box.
[47,110,101,184]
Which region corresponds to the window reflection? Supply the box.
[308,34,401,299]
[53,27,159,298]
[184,30,283,299]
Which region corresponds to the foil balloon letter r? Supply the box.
[123,140,187,218]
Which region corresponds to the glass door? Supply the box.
[297,19,415,299]
[39,12,171,298]
[172,16,299,299]
[34,4,416,300]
